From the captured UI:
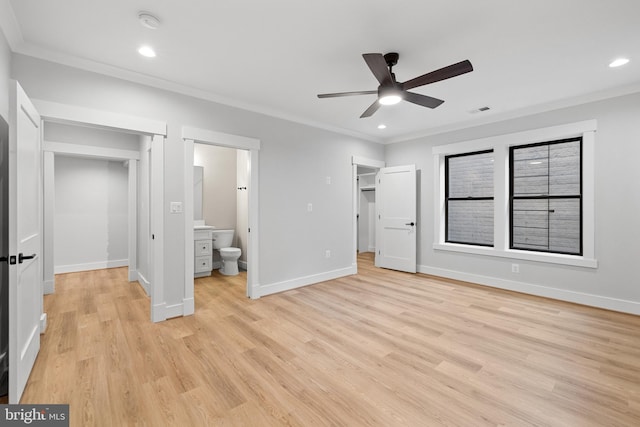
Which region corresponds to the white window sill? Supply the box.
[433,243,598,268]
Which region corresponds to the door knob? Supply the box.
[405,222,415,226]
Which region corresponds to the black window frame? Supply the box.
[445,149,494,247]
[509,137,583,256]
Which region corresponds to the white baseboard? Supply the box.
[152,303,166,323]
[418,264,640,315]
[239,260,248,270]
[40,313,47,333]
[183,297,194,316]
[164,302,185,320]
[137,272,150,296]
[54,259,128,274]
[43,279,55,295]
[259,265,357,298]
[150,298,194,322]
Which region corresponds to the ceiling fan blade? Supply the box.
[403,91,445,109]
[363,53,394,85]
[402,60,473,90]
[360,100,381,118]
[317,90,377,98]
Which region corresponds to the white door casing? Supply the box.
[182,126,260,303]
[375,164,417,273]
[8,81,43,403]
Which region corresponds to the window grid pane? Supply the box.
[510,138,582,255]
[446,150,494,247]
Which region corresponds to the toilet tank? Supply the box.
[211,229,234,249]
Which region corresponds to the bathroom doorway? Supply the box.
[182,127,260,305]
[193,143,249,276]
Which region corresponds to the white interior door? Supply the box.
[375,164,417,273]
[8,81,43,403]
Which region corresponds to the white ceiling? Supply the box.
[3,0,640,143]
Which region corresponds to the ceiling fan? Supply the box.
[317,53,473,118]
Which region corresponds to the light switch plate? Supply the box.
[170,202,183,213]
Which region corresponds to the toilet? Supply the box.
[211,229,241,276]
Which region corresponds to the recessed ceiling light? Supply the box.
[138,45,156,58]
[138,12,160,30]
[377,124,387,129]
[609,58,629,68]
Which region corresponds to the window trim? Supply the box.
[432,120,597,268]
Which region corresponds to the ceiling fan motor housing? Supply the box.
[384,52,399,68]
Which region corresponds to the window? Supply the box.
[433,120,596,268]
[445,150,494,246]
[510,138,582,255]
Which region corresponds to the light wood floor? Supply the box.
[20,253,640,426]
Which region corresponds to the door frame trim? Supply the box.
[33,99,167,322]
[182,126,261,302]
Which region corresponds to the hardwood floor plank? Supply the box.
[17,256,640,426]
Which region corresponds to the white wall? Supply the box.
[0,26,10,120]
[54,155,128,273]
[194,143,237,230]
[11,53,384,308]
[44,122,138,274]
[385,92,640,313]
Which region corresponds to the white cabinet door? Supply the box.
[8,81,43,403]
[375,165,417,273]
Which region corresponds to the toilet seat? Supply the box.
[220,247,241,257]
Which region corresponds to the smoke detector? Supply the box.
[138,12,160,29]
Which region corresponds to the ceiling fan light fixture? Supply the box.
[378,86,403,105]
[379,94,402,105]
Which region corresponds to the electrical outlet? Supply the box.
[307,203,313,212]
[326,176,331,185]
[511,264,520,273]
[325,250,331,258]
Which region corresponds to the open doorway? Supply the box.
[192,143,248,281]
[357,166,377,255]
[351,156,385,273]
[182,127,260,309]
[36,100,166,322]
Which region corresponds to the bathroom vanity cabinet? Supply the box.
[194,228,213,277]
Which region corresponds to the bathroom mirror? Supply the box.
[194,166,203,221]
